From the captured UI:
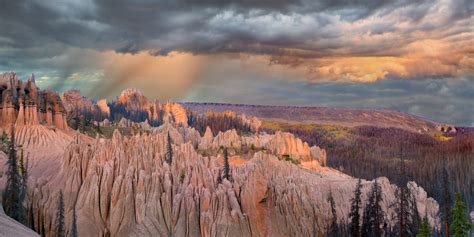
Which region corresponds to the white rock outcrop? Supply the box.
[198,129,325,164]
[21,123,440,237]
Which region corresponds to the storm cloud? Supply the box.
[0,0,472,125]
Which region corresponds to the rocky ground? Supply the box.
[0,121,440,236]
[0,206,39,237]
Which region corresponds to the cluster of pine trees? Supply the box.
[1,126,81,236]
[54,190,78,237]
[187,112,252,136]
[263,125,473,217]
[336,145,472,237]
[1,126,28,224]
[109,103,150,124]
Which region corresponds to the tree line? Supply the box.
[187,111,252,136]
[263,125,473,215]
[2,126,79,236]
[334,145,471,237]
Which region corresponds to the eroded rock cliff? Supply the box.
[26,123,439,237]
[0,72,68,129]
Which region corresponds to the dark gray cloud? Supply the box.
[1,0,470,57]
[183,73,474,126]
[0,0,472,125]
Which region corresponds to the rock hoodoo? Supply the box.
[0,72,68,129]
[0,72,442,237]
[26,122,440,237]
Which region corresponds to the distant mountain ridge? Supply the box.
[182,102,451,134]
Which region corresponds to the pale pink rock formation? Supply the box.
[198,127,214,150]
[116,88,149,111]
[204,110,261,132]
[0,206,39,237]
[263,131,311,161]
[96,99,110,116]
[0,121,440,237]
[211,129,242,150]
[61,90,93,114]
[0,72,68,130]
[240,114,262,132]
[310,146,327,166]
[198,129,324,163]
[20,125,439,237]
[86,89,189,128]
[161,102,188,126]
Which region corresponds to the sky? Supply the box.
[0,0,473,125]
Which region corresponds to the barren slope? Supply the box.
[182,103,441,134]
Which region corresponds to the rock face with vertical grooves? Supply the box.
[24,122,440,237]
[0,72,68,129]
[198,127,326,164]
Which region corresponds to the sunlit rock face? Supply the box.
[117,89,189,126]
[61,90,93,115]
[96,99,110,116]
[25,122,439,237]
[203,110,262,133]
[0,75,440,236]
[0,72,68,129]
[197,128,326,164]
[160,102,188,126]
[67,87,189,127]
[117,88,149,112]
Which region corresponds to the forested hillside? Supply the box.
[262,124,474,215]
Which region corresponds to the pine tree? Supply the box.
[416,218,430,237]
[96,122,102,135]
[18,147,28,217]
[394,143,417,237]
[55,190,65,237]
[450,192,471,237]
[71,207,78,237]
[362,179,384,237]
[349,178,362,237]
[223,147,230,180]
[79,116,86,133]
[327,190,338,236]
[1,130,8,151]
[410,191,421,234]
[2,125,24,222]
[165,132,173,165]
[394,185,416,237]
[441,161,451,237]
[216,169,222,185]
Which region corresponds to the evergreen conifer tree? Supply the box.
[441,161,451,237]
[327,190,338,236]
[165,132,173,165]
[2,125,24,222]
[55,190,65,237]
[410,192,421,234]
[416,218,430,237]
[71,207,78,237]
[362,179,384,237]
[223,147,230,180]
[18,147,28,217]
[450,192,471,237]
[1,130,8,150]
[394,142,417,237]
[349,178,362,237]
